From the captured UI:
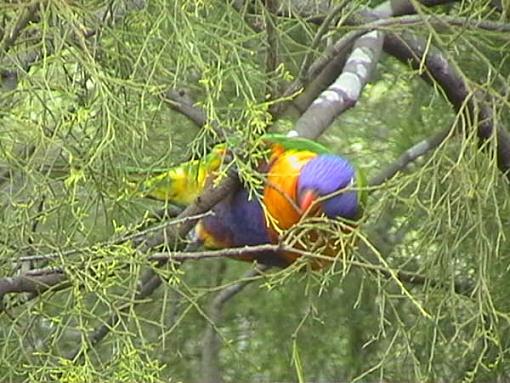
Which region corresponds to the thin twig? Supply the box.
[298,0,351,80]
[369,127,453,187]
[0,1,40,53]
[264,0,279,98]
[14,211,212,264]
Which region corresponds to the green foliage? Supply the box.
[1,0,510,382]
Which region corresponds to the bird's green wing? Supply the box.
[262,133,331,154]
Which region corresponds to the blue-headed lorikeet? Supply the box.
[261,135,365,267]
[136,134,366,268]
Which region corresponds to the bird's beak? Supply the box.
[299,190,318,214]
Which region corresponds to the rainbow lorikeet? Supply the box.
[138,134,366,267]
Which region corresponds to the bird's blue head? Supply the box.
[297,154,358,220]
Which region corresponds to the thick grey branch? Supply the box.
[0,269,67,298]
[291,30,384,139]
[349,13,510,33]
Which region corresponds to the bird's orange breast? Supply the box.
[263,148,358,269]
[263,149,317,234]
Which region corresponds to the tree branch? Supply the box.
[369,127,453,187]
[161,88,208,128]
[379,14,510,32]
[13,211,209,265]
[289,30,384,139]
[264,0,279,97]
[273,0,459,119]
[382,31,510,179]
[366,0,458,19]
[0,244,277,304]
[0,268,68,298]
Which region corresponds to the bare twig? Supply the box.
[369,127,453,187]
[298,0,351,80]
[264,0,279,97]
[149,244,282,262]
[14,211,211,265]
[4,234,476,303]
[0,1,40,54]
[0,245,276,303]
[153,247,472,293]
